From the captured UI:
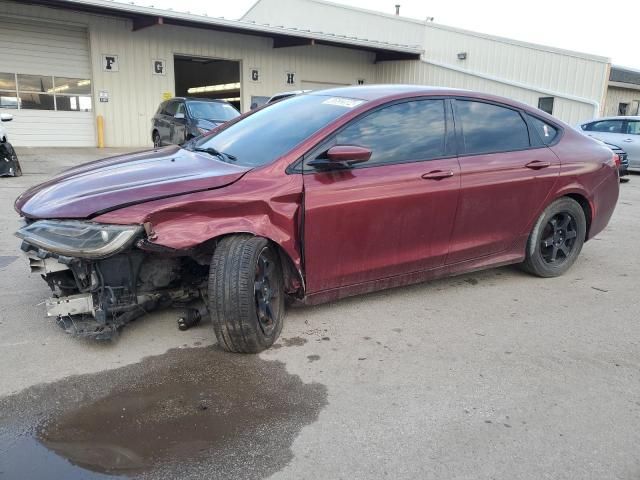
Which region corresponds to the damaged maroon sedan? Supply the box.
[15,86,619,352]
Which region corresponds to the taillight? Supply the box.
[613,153,621,167]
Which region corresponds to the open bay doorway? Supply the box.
[174,55,241,111]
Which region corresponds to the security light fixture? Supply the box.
[457,52,467,60]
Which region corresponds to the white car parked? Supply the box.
[578,116,640,171]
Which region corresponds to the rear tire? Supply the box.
[208,235,285,353]
[522,197,586,278]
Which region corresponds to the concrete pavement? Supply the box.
[0,148,639,479]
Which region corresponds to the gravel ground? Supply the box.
[0,148,638,480]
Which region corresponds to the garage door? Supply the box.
[0,17,95,147]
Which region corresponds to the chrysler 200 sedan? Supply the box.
[15,86,619,353]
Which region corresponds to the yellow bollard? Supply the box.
[97,115,105,148]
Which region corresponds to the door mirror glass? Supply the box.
[0,113,12,122]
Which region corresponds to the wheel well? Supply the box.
[192,234,304,297]
[564,193,592,238]
[152,129,159,139]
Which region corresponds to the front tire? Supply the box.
[522,197,586,278]
[152,131,161,148]
[208,235,285,353]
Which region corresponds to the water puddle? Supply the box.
[0,347,327,479]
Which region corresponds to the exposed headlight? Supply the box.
[16,220,143,259]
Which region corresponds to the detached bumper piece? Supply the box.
[0,142,22,177]
[21,241,207,340]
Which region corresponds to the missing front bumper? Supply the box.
[21,243,208,340]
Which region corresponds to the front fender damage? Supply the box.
[94,172,305,296]
[22,171,304,340]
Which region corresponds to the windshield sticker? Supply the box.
[322,97,364,108]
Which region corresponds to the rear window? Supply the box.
[455,100,530,155]
[193,94,366,167]
[527,114,559,145]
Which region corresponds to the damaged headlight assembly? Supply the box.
[16,220,143,259]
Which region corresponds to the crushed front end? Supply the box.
[16,220,208,340]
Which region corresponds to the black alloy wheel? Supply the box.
[254,247,279,336]
[522,197,586,278]
[539,212,578,265]
[209,235,285,353]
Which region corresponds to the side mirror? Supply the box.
[174,112,185,120]
[326,145,371,163]
[308,145,372,170]
[0,113,13,122]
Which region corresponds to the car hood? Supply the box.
[15,145,251,219]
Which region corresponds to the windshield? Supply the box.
[186,101,239,121]
[191,94,366,167]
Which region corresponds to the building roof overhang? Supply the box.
[19,0,423,62]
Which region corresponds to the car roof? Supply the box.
[271,90,312,98]
[583,116,640,123]
[306,84,553,119]
[169,97,230,103]
[308,84,469,101]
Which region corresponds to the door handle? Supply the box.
[525,160,551,170]
[623,139,633,142]
[421,170,454,180]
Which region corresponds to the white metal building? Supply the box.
[0,0,623,147]
[245,0,612,125]
[0,0,419,147]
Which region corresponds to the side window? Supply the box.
[164,101,178,116]
[176,103,186,116]
[455,100,530,155]
[331,100,447,167]
[626,120,640,135]
[586,120,623,133]
[527,114,559,145]
[156,101,167,115]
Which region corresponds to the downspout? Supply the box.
[421,58,601,117]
